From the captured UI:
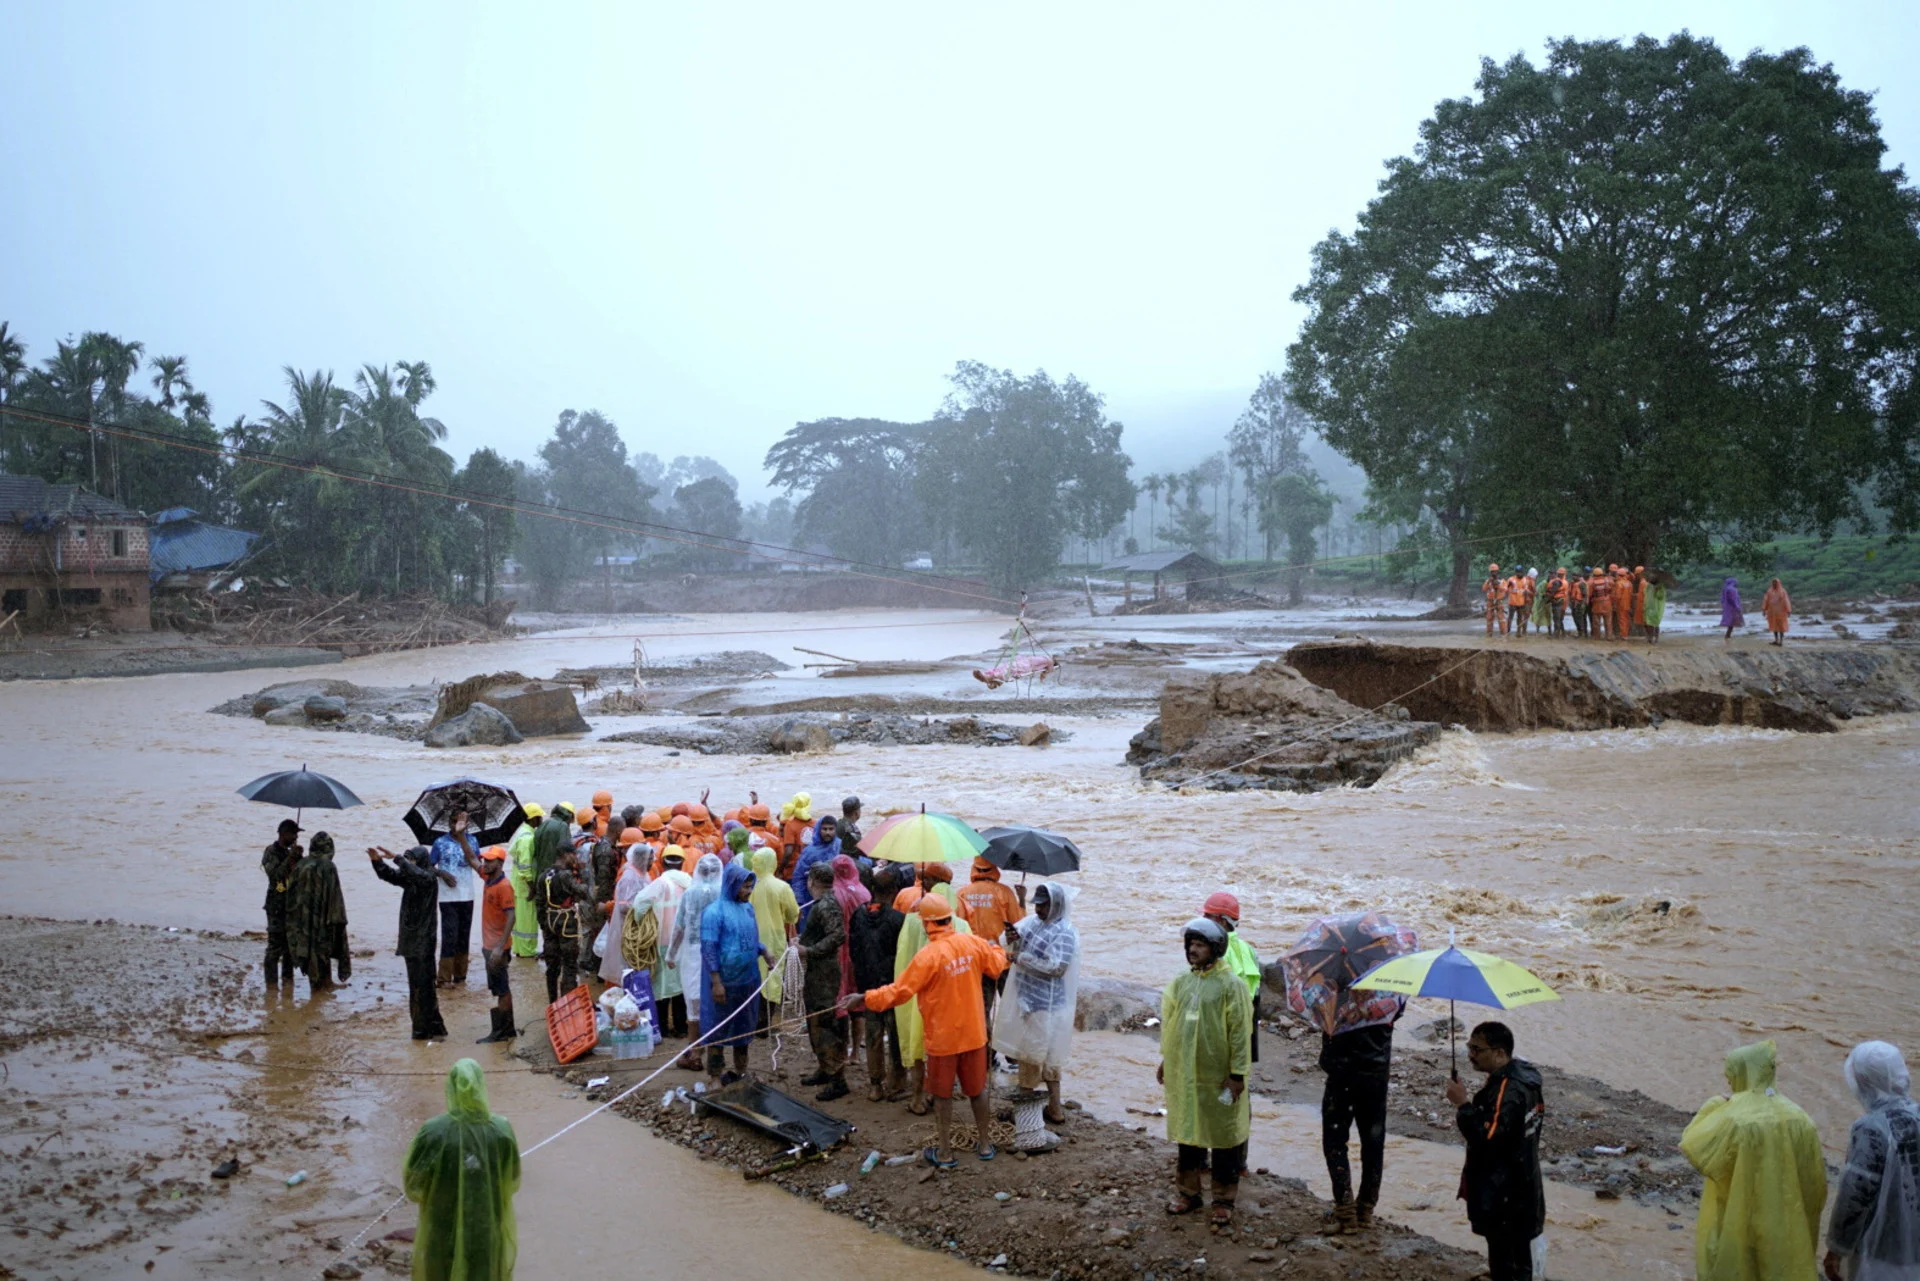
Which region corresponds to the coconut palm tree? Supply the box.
[150,355,191,409]
[1143,474,1162,550]
[0,322,23,471]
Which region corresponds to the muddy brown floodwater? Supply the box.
[4,607,1915,1279]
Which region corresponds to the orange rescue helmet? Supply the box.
[917,895,954,924]
[1202,891,1240,921]
[592,789,613,809]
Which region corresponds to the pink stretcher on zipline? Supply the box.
[971,654,1057,689]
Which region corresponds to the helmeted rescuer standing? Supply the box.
[1681,1038,1826,1281]
[261,818,303,987]
[403,1058,520,1281]
[1159,916,1252,1228]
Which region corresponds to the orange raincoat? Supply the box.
[955,858,1024,943]
[863,921,1009,1056]
[1762,580,1792,633]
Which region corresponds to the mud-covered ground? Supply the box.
[520,1021,1487,1281]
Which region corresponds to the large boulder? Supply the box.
[303,694,349,722]
[251,679,361,718]
[262,706,309,727]
[767,719,833,754]
[427,672,588,738]
[424,703,524,748]
[1075,976,1161,1032]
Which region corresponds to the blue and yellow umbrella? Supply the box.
[1353,943,1559,1076]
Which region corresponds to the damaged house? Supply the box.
[0,475,151,629]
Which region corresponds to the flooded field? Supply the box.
[4,603,1912,1277]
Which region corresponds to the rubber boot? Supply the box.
[435,957,454,989]
[456,954,471,986]
[476,1009,514,1044]
[546,967,560,1004]
[1333,1198,1358,1234]
[281,958,296,985]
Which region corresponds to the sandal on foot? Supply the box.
[976,1144,997,1162]
[1043,1105,1068,1125]
[905,1097,931,1116]
[1209,1204,1235,1228]
[1166,1193,1203,1216]
[922,1146,958,1170]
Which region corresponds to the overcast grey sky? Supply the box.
[4,2,1915,499]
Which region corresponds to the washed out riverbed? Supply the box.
[3,603,1915,1278]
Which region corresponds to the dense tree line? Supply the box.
[1287,34,1920,603]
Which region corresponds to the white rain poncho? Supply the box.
[991,882,1080,1072]
[600,847,650,984]
[1830,1041,1920,1280]
[669,854,724,997]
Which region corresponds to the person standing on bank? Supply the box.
[1159,917,1253,1228]
[1321,996,1404,1233]
[286,831,351,993]
[431,811,482,989]
[1446,1021,1546,1281]
[261,818,303,988]
[475,848,518,1044]
[368,845,449,1040]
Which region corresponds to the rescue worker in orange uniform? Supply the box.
[1569,569,1590,639]
[1482,564,1504,637]
[1546,568,1570,638]
[1630,566,1649,641]
[955,857,1025,1030]
[1612,565,1634,641]
[1503,571,1530,637]
[1588,568,1612,640]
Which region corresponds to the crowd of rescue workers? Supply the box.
[1482,562,1797,645]
[260,788,1908,1281]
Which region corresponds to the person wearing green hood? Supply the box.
[402,1058,519,1281]
[1681,1038,1827,1281]
[286,831,351,993]
[505,803,545,959]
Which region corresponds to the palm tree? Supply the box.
[76,333,143,498]
[1143,475,1162,550]
[395,360,436,408]
[0,322,24,471]
[150,355,192,409]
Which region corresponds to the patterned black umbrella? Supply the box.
[238,764,363,825]
[404,779,526,847]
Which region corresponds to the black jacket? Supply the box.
[1319,1023,1395,1077]
[1457,1058,1546,1236]
[372,854,439,960]
[262,841,301,913]
[849,900,905,990]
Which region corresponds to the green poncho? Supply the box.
[285,834,347,969]
[893,883,969,1068]
[1644,583,1668,627]
[1222,933,1261,1001]
[506,822,540,958]
[403,1059,520,1281]
[1160,960,1252,1150]
[1680,1040,1826,1281]
[529,818,569,880]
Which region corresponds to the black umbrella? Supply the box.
[237,764,363,826]
[978,825,1082,877]
[405,779,526,847]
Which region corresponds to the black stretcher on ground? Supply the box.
[700,1079,855,1151]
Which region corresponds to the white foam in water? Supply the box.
[1374,728,1533,792]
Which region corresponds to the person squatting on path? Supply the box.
[845,892,1009,1168]
[286,831,350,992]
[992,881,1080,1148]
[261,818,302,987]
[800,862,852,1099]
[1159,917,1252,1229]
[1321,992,1404,1233]
[431,811,481,989]
[700,859,770,1085]
[474,847,517,1044]
[1682,1038,1826,1281]
[1826,1041,1920,1281]
[403,1059,519,1281]
[1447,1021,1546,1281]
[367,844,447,1040]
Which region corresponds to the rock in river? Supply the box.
[424,703,523,748]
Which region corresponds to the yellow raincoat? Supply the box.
[505,819,541,958]
[402,1059,520,1281]
[1160,959,1252,1150]
[1222,932,1261,1000]
[893,882,969,1068]
[748,847,799,1001]
[1680,1040,1827,1281]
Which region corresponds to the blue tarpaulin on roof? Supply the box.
[149,515,259,581]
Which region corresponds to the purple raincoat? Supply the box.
[1719,577,1745,629]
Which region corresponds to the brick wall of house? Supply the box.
[0,521,149,574]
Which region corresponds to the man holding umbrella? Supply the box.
[261,819,303,988]
[1446,1022,1545,1281]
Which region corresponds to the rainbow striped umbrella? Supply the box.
[857,809,988,864]
[1353,943,1558,1076]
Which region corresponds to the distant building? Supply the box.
[148,507,262,587]
[1100,549,1224,602]
[0,475,151,629]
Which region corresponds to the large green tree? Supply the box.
[455,447,518,606]
[764,417,928,567]
[917,362,1136,596]
[1287,34,1920,575]
[535,409,653,606]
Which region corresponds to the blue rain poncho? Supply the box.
[1830,1041,1920,1280]
[402,1058,520,1281]
[700,860,766,1047]
[1680,1039,1826,1281]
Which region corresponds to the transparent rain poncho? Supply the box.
[992,883,1081,1072]
[1680,1039,1827,1281]
[1829,1041,1920,1280]
[402,1059,520,1281]
[670,854,724,994]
